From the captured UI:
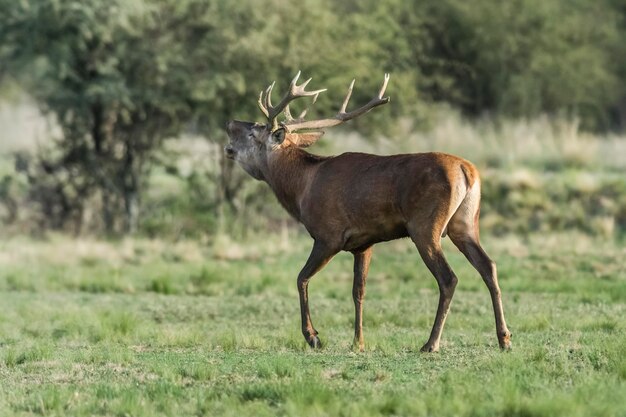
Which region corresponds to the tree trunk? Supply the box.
[102,189,115,234]
[124,188,139,235]
[122,138,141,235]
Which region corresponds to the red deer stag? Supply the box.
[225,72,511,352]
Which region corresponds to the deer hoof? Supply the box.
[499,332,512,350]
[420,344,439,353]
[308,336,322,349]
[353,344,365,353]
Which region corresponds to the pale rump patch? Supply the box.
[445,180,480,240]
[442,169,481,239]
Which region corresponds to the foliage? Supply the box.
[0,0,205,233]
[3,0,623,132]
[417,0,624,130]
[0,0,625,235]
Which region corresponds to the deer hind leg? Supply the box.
[352,247,373,352]
[408,222,459,353]
[447,185,512,349]
[297,240,337,349]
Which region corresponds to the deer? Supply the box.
[224,72,512,352]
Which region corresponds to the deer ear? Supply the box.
[270,128,286,145]
[290,131,324,148]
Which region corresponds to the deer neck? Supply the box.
[264,147,323,221]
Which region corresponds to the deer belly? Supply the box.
[342,219,408,251]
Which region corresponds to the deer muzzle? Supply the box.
[224,144,236,159]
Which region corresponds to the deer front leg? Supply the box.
[297,240,337,348]
[352,247,373,352]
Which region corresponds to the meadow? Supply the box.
[1,111,626,416]
[0,229,625,417]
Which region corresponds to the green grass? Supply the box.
[0,232,625,416]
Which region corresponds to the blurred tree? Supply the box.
[605,0,626,129]
[0,175,18,224]
[0,0,430,233]
[418,0,622,130]
[1,0,625,236]
[0,0,200,233]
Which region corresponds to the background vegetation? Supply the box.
[1,0,625,237]
[0,1,625,416]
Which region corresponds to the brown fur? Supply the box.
[225,120,511,352]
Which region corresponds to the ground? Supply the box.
[0,232,625,416]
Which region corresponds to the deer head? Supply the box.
[225,72,390,179]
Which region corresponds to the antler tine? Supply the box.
[282,72,306,123]
[282,92,322,129]
[283,73,391,132]
[257,71,327,128]
[284,104,294,122]
[289,71,302,90]
[378,73,390,99]
[257,90,269,118]
[298,92,320,120]
[282,93,321,130]
[264,82,276,110]
[340,79,356,114]
[257,81,276,118]
[275,78,325,117]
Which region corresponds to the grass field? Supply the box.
[1,108,625,416]
[1,231,625,417]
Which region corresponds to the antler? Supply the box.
[283,73,390,132]
[257,71,327,129]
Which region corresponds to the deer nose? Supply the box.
[224,144,235,159]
